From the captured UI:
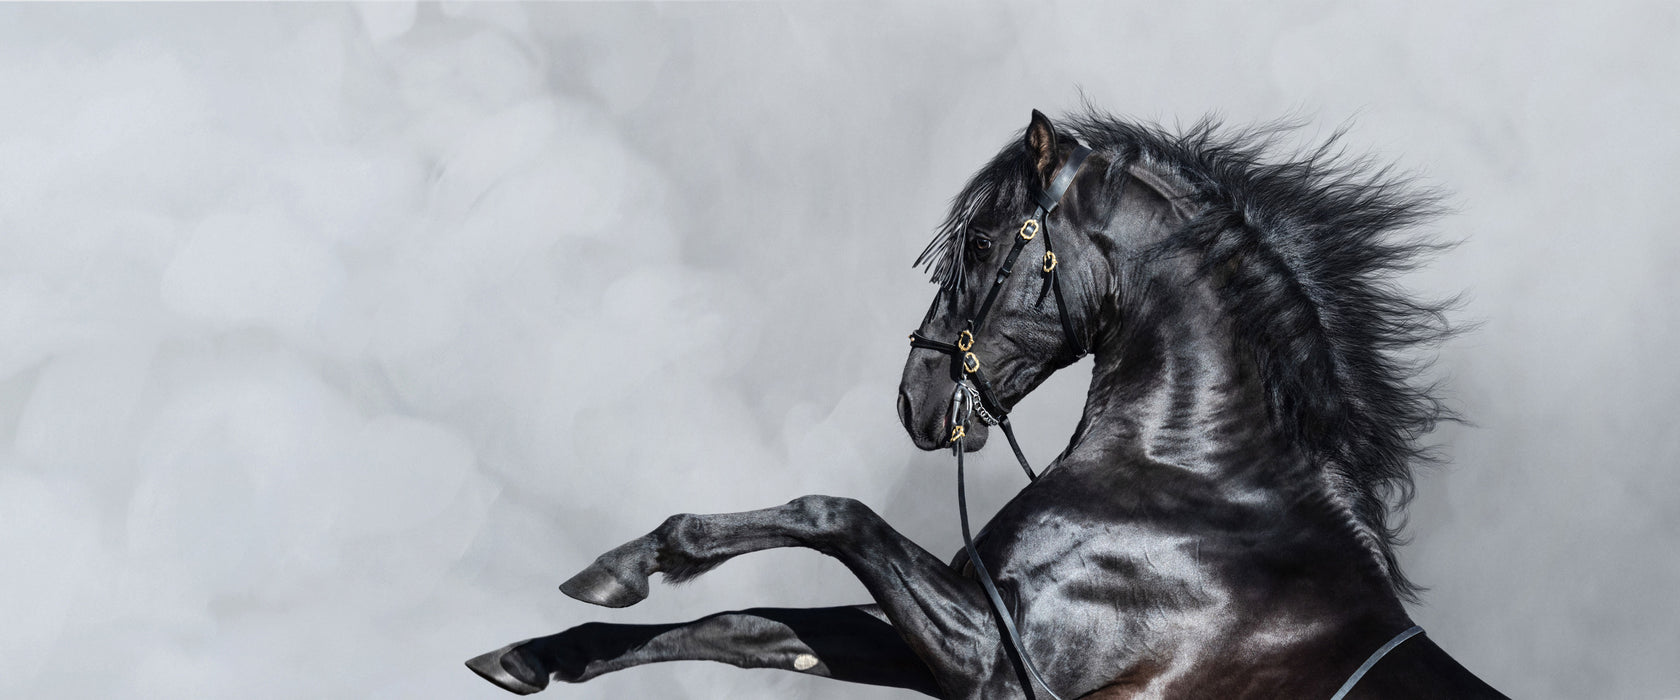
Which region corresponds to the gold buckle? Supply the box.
[949,424,966,443]
[1042,251,1058,272]
[962,352,980,373]
[956,330,974,352]
[1019,219,1039,241]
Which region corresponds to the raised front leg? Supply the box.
[556,496,1012,699]
[466,605,944,696]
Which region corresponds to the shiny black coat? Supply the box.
[468,111,1507,699]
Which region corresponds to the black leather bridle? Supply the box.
[908,143,1092,700]
[906,142,1427,700]
[908,143,1092,475]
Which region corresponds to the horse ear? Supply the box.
[1024,109,1061,189]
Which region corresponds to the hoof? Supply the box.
[466,642,548,695]
[560,564,648,608]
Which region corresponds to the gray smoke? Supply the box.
[0,3,1674,699]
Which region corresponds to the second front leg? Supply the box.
[560,495,1013,699]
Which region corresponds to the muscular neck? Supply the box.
[1068,263,1301,487]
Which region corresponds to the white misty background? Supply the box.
[0,3,1676,700]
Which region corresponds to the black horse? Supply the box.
[466,110,1507,699]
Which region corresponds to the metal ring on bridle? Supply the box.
[1019,219,1039,240]
[1042,251,1058,272]
[962,352,980,373]
[957,330,974,352]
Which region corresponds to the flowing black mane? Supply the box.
[917,111,1456,599]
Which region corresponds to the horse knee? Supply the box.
[653,512,704,551]
[789,495,875,535]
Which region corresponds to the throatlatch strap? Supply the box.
[1041,224,1083,358]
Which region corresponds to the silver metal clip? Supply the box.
[948,380,973,429]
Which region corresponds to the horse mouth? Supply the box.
[898,387,987,452]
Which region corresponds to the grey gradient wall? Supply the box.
[1,3,1675,699]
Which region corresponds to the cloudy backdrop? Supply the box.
[1,2,1676,699]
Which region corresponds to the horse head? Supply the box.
[899,110,1111,453]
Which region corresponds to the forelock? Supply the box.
[914,140,1034,288]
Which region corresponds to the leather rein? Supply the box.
[904,141,1425,699]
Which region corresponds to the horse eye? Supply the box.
[972,237,993,253]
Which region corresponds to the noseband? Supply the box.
[907,143,1092,700]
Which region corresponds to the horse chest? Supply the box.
[976,510,1208,614]
[962,478,1251,677]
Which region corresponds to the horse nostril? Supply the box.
[897,390,914,431]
